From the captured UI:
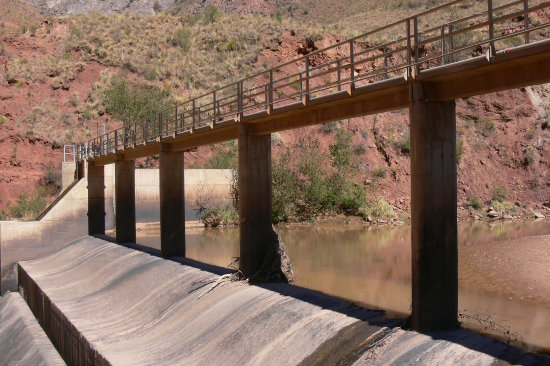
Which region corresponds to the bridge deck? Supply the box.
[79,0,550,165]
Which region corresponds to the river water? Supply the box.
[132,219,550,352]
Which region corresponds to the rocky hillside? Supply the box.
[0,0,549,220]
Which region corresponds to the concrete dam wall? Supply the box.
[1,167,232,294]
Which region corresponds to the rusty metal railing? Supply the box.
[77,0,550,161]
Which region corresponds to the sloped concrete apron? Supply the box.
[17,236,388,366]
[0,292,65,365]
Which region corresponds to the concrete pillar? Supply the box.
[115,157,136,243]
[409,81,458,331]
[159,145,185,257]
[88,162,105,236]
[76,160,85,180]
[238,124,272,277]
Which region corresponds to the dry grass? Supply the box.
[64,11,325,100]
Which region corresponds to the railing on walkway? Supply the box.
[63,145,76,162]
[78,0,550,160]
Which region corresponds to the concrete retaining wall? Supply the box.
[1,166,232,294]
[0,292,65,365]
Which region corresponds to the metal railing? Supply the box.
[77,0,550,161]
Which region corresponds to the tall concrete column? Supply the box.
[238,123,272,277]
[159,145,185,257]
[76,160,85,180]
[115,156,136,243]
[88,162,105,236]
[409,81,458,331]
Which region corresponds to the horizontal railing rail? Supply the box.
[77,0,550,161]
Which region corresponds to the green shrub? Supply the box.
[491,187,507,202]
[394,135,410,155]
[226,40,238,51]
[199,206,237,227]
[372,167,386,178]
[0,42,4,56]
[43,163,62,193]
[546,179,550,187]
[491,200,516,215]
[465,195,482,210]
[205,141,238,169]
[329,129,354,171]
[102,76,173,127]
[480,118,495,137]
[522,148,535,167]
[172,27,191,51]
[9,191,47,220]
[153,1,162,13]
[204,6,221,23]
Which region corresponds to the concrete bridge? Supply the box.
[74,0,550,333]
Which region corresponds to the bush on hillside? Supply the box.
[102,76,174,127]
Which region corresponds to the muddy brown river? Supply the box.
[128,219,550,352]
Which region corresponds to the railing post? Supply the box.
[213,91,217,124]
[192,99,196,131]
[524,0,530,44]
[383,46,388,79]
[238,81,244,121]
[299,73,303,101]
[441,26,446,65]
[337,60,342,90]
[488,0,496,56]
[449,24,454,63]
[413,16,419,74]
[350,40,355,90]
[159,112,163,139]
[268,70,274,113]
[407,19,412,79]
[305,56,311,104]
[175,105,178,133]
[144,121,148,142]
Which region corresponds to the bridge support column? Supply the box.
[409,81,458,331]
[159,145,185,257]
[115,156,136,243]
[76,160,85,180]
[238,124,272,278]
[88,162,105,236]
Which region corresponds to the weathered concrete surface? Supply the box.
[0,176,115,294]
[353,328,550,365]
[18,236,389,365]
[1,167,230,294]
[61,161,76,191]
[0,292,65,365]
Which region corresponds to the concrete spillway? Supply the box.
[0,292,65,365]
[14,236,550,365]
[16,236,389,365]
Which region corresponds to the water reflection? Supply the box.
[135,219,550,352]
